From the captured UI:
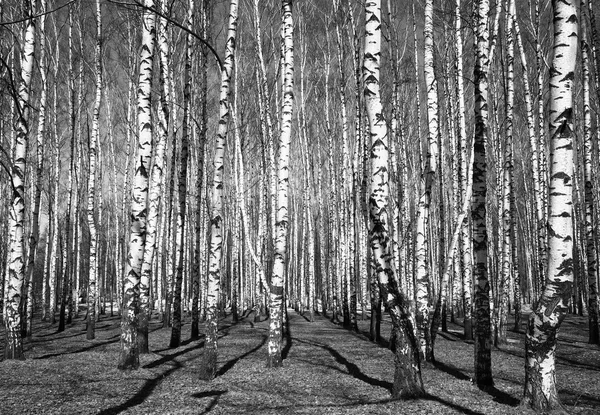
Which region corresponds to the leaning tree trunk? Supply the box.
[473,0,493,388]
[522,0,578,411]
[4,0,36,360]
[118,0,156,370]
[363,0,425,399]
[200,0,238,381]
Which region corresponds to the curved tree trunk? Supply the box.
[363,0,424,399]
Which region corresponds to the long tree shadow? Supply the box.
[32,331,84,342]
[433,360,470,381]
[559,389,600,407]
[97,364,182,415]
[295,337,392,392]
[423,394,486,415]
[35,334,121,359]
[143,341,205,369]
[479,385,520,406]
[282,323,293,360]
[216,335,267,377]
[192,390,227,414]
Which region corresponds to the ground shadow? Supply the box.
[143,341,205,369]
[35,334,121,359]
[433,360,470,381]
[424,394,486,415]
[479,385,520,406]
[295,337,392,392]
[216,335,267,377]
[97,365,181,415]
[193,390,227,414]
[559,389,600,407]
[282,323,293,360]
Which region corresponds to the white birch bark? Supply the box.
[364,0,424,398]
[118,0,156,370]
[267,0,293,368]
[522,1,578,410]
[200,0,238,380]
[473,0,493,387]
[4,0,35,359]
[86,0,103,341]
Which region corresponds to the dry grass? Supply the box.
[0,308,598,414]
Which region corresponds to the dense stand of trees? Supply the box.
[0,0,597,412]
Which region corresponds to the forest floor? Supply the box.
[0,307,598,414]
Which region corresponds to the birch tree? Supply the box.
[170,0,193,349]
[522,0,579,410]
[364,0,424,398]
[200,0,238,380]
[415,0,440,362]
[118,0,156,370]
[86,0,103,341]
[473,0,493,388]
[3,0,35,360]
[266,0,293,369]
[24,0,48,338]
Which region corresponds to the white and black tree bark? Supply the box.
[522,0,579,411]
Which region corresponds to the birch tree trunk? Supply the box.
[473,0,493,388]
[59,2,75,333]
[522,1,578,410]
[267,0,293,369]
[454,0,473,340]
[364,0,424,398]
[170,0,193,349]
[582,0,600,346]
[496,0,515,347]
[191,0,209,340]
[200,0,238,380]
[118,0,156,370]
[86,0,103,341]
[4,0,35,360]
[415,0,440,362]
[137,0,169,353]
[24,0,48,338]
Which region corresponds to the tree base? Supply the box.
[117,352,140,371]
[190,323,200,341]
[86,319,95,340]
[267,354,283,368]
[464,318,473,340]
[138,333,149,354]
[199,348,217,381]
[520,396,569,415]
[391,329,425,399]
[4,333,25,360]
